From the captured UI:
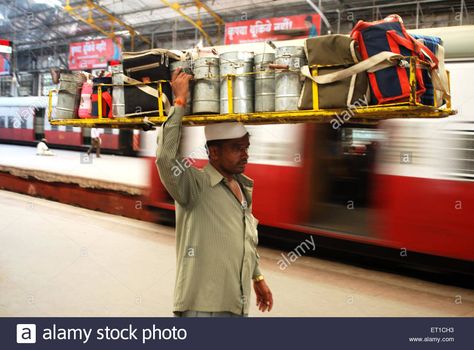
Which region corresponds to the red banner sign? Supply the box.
[68,38,122,70]
[225,13,321,45]
[0,39,12,76]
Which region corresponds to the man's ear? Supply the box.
[208,145,219,161]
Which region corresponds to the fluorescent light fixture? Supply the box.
[114,30,131,36]
[33,0,62,7]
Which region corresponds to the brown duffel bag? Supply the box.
[298,35,370,109]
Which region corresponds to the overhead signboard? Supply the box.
[0,39,12,76]
[68,37,122,70]
[225,13,321,45]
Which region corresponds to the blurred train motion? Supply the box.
[1,27,473,276]
[142,71,474,271]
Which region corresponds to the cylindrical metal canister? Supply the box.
[111,64,125,117]
[254,53,275,112]
[170,60,192,115]
[192,57,220,114]
[55,72,86,119]
[275,46,306,111]
[219,51,254,114]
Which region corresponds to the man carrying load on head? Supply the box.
[156,68,273,317]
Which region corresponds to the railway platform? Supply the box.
[1,190,473,317]
[0,144,154,221]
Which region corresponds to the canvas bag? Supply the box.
[298,35,370,110]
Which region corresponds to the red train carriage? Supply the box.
[0,96,136,154]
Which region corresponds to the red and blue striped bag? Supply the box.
[350,14,438,105]
[411,34,448,106]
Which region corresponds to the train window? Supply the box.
[441,129,474,180]
[18,73,33,96]
[66,126,73,132]
[0,116,5,128]
[102,128,113,135]
[243,125,303,166]
[7,116,15,128]
[0,77,12,96]
[341,128,385,154]
[51,125,59,131]
[34,109,45,138]
[19,116,27,129]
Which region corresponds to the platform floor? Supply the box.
[0,145,149,194]
[1,190,473,317]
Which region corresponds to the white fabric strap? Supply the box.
[430,44,450,100]
[347,74,357,106]
[300,51,403,85]
[347,41,360,105]
[121,74,171,115]
[349,40,359,64]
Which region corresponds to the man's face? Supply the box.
[209,134,250,174]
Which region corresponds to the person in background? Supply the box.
[36,138,54,156]
[87,128,102,158]
[0,53,10,74]
[156,68,273,317]
[305,15,318,38]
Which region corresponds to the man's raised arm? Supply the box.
[155,69,202,207]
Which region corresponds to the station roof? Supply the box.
[0,0,473,50]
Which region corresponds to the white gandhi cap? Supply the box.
[204,122,248,141]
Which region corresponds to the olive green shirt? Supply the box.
[156,106,261,315]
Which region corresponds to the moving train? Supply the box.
[1,26,473,277]
[142,92,474,278]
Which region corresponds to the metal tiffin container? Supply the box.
[274,46,306,111]
[254,53,276,112]
[170,60,193,115]
[55,72,86,119]
[192,57,220,114]
[219,51,254,114]
[110,62,125,117]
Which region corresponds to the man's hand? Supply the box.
[171,68,192,104]
[254,279,273,312]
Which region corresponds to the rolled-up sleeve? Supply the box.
[156,106,204,207]
[252,252,261,279]
[251,216,262,279]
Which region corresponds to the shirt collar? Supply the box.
[204,163,254,188]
